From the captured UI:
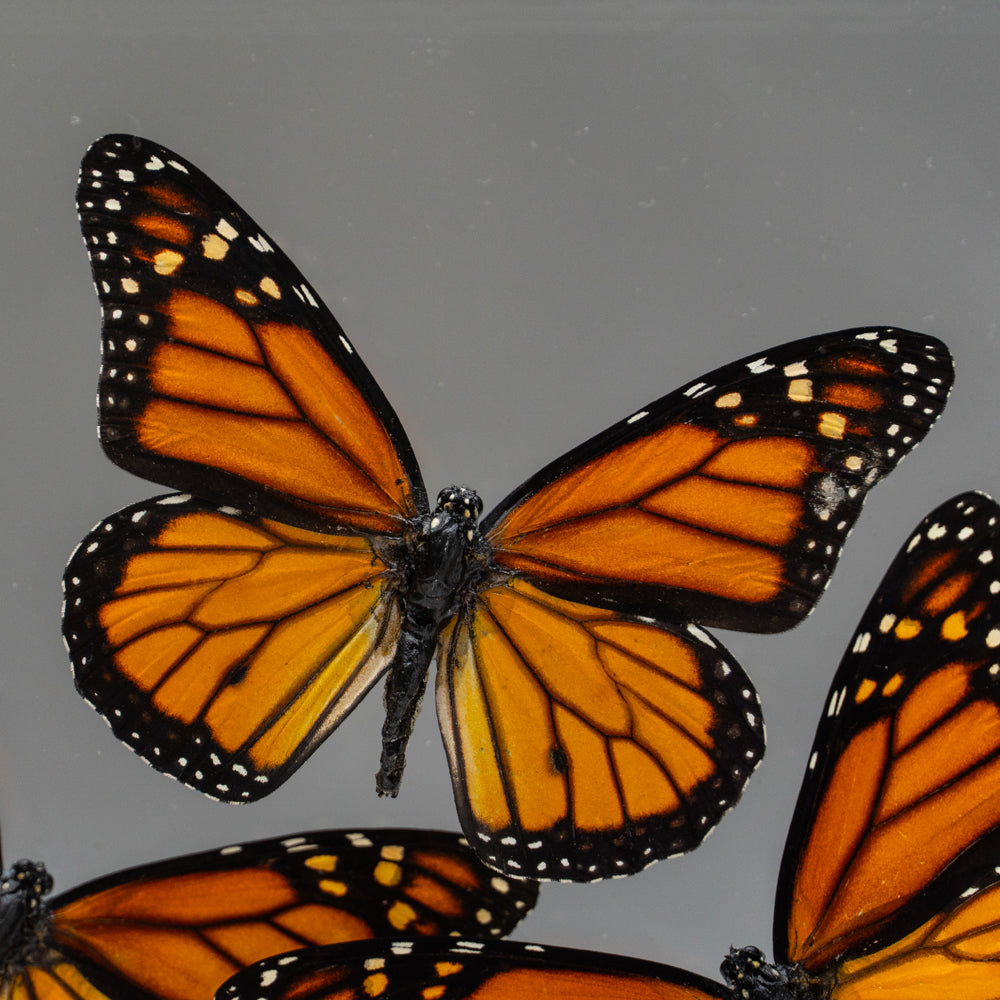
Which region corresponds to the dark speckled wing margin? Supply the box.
[215,938,729,1000]
[77,134,426,535]
[484,329,953,633]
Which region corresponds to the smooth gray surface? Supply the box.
[1,2,998,983]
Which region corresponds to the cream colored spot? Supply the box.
[818,412,847,439]
[202,233,230,260]
[788,378,813,402]
[365,959,386,971]
[380,844,405,862]
[490,877,509,894]
[259,276,281,299]
[879,613,896,634]
[987,628,1000,648]
[216,218,239,240]
[844,455,863,471]
[784,361,809,377]
[153,249,184,275]
[476,908,492,924]
[121,277,140,294]
[235,288,259,306]
[715,392,741,408]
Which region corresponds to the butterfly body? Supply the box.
[377,487,490,796]
[68,134,951,880]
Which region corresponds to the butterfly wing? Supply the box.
[23,829,537,1000]
[215,938,729,1000]
[63,494,408,800]
[484,329,953,633]
[77,134,425,534]
[772,492,1000,980]
[436,578,764,880]
[69,134,428,798]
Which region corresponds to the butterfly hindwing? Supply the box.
[64,494,403,800]
[78,134,425,535]
[773,492,1000,981]
[216,938,729,1000]
[436,578,764,880]
[3,829,537,1000]
[485,329,953,633]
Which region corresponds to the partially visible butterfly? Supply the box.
[217,491,1000,1000]
[65,133,953,881]
[0,826,536,1000]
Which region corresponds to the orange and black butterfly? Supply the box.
[217,490,1000,1000]
[0,826,536,1000]
[65,133,953,881]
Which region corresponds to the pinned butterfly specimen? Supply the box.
[0,826,536,1000]
[217,490,1000,1000]
[65,133,953,881]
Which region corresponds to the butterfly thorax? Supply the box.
[721,947,828,1000]
[0,861,55,977]
[376,487,489,797]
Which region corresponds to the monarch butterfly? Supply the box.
[65,133,953,882]
[0,826,537,1000]
[216,490,1000,1000]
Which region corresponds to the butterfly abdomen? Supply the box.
[377,487,488,796]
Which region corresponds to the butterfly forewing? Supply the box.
[436,579,764,880]
[485,330,953,634]
[5,829,537,1000]
[77,134,425,535]
[774,491,1000,975]
[216,939,729,1000]
[64,494,403,800]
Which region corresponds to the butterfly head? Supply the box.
[0,860,53,965]
[434,487,484,541]
[720,946,824,1000]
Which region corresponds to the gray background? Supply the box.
[2,1,999,985]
